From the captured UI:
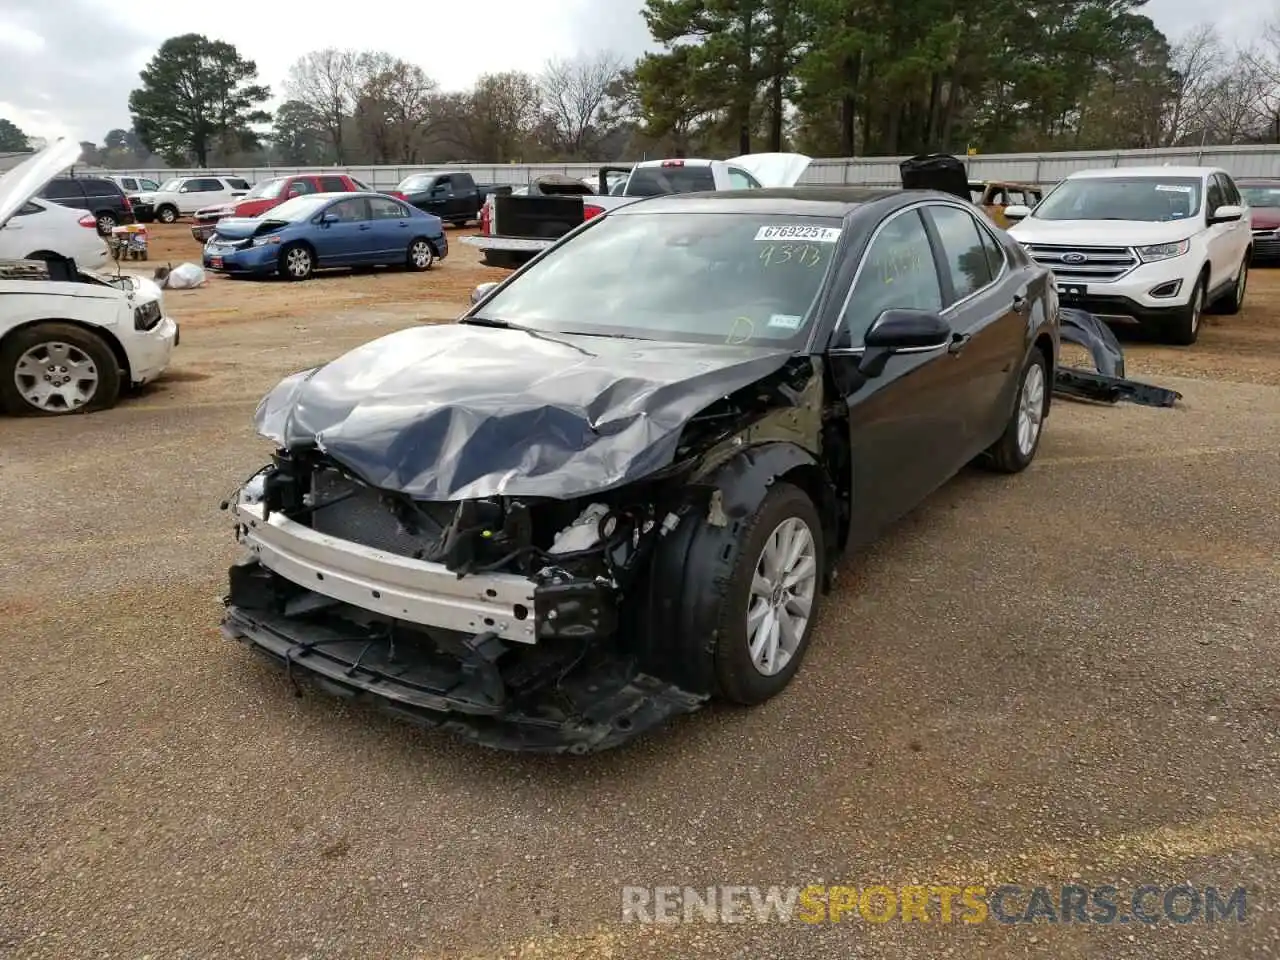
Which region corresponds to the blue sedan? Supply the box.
[201,192,448,280]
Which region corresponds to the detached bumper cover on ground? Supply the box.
[1053,307,1182,408]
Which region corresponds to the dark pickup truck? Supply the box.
[393,171,513,226]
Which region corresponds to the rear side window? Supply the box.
[41,180,84,200]
[119,178,138,191]
[187,178,223,192]
[625,165,716,196]
[370,196,408,219]
[926,204,994,302]
[14,202,42,217]
[319,175,347,192]
[726,167,761,190]
[81,179,120,195]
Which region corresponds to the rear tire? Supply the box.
[1165,275,1205,345]
[980,349,1048,474]
[95,212,117,235]
[0,322,121,416]
[406,238,435,271]
[450,219,468,228]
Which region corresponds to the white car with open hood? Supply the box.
[0,139,179,416]
[1005,165,1251,345]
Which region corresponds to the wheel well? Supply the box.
[93,208,117,219]
[1,318,130,380]
[281,238,316,258]
[778,461,841,585]
[1034,332,1054,415]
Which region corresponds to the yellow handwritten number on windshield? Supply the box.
[759,243,824,268]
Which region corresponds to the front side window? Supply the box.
[326,197,369,222]
[246,178,286,200]
[472,211,844,346]
[41,180,83,200]
[839,209,942,345]
[158,178,182,193]
[1034,177,1203,223]
[227,178,250,190]
[397,174,435,192]
[927,205,995,302]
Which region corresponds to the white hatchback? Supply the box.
[0,196,110,269]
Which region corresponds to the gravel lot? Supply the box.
[2,223,1279,959]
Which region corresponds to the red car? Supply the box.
[1238,178,1280,262]
[190,174,406,242]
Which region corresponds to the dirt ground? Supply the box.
[3,222,1280,959]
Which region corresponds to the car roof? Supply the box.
[612,187,910,217]
[1235,178,1280,186]
[1066,166,1222,179]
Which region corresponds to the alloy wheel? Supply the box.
[14,341,99,412]
[746,516,818,677]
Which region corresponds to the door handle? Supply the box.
[398,221,408,227]
[1012,293,1029,313]
[358,224,371,230]
[947,332,971,355]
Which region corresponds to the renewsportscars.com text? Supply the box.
[621,884,1248,925]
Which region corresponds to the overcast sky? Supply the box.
[0,0,1270,145]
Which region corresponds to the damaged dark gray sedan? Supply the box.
[222,187,1059,753]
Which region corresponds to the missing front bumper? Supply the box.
[221,561,706,754]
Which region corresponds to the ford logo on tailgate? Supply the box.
[1061,252,1088,264]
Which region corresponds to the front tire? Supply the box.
[407,238,435,271]
[1166,276,1205,345]
[278,243,313,281]
[711,482,825,705]
[0,323,121,416]
[1217,256,1249,315]
[980,349,1048,474]
[157,205,178,224]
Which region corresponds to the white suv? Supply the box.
[1005,166,1251,344]
[134,175,252,223]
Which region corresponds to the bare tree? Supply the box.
[1244,19,1280,141]
[539,52,626,157]
[1164,24,1225,145]
[1201,48,1269,144]
[355,59,440,163]
[284,49,359,162]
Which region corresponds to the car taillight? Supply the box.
[480,203,491,235]
[661,160,685,167]
[583,204,604,220]
[122,196,133,212]
[78,214,97,229]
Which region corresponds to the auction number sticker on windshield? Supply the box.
[768,314,803,329]
[1155,184,1194,193]
[755,225,842,243]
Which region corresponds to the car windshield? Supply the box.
[1034,176,1203,222]
[471,211,843,346]
[246,178,286,200]
[264,195,330,222]
[1239,185,1280,207]
[158,178,182,193]
[397,174,436,192]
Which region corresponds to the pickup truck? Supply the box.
[394,171,513,227]
[464,154,811,268]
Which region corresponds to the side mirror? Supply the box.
[1209,204,1244,224]
[1003,204,1031,222]
[320,212,340,225]
[178,186,189,194]
[859,308,952,377]
[471,281,499,305]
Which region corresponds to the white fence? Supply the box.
[82,143,1280,189]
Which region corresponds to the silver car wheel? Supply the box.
[410,240,433,269]
[14,341,99,411]
[746,516,818,677]
[1016,360,1046,458]
[286,247,311,278]
[1190,283,1203,334]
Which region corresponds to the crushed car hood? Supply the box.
[0,137,80,230]
[255,323,797,501]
